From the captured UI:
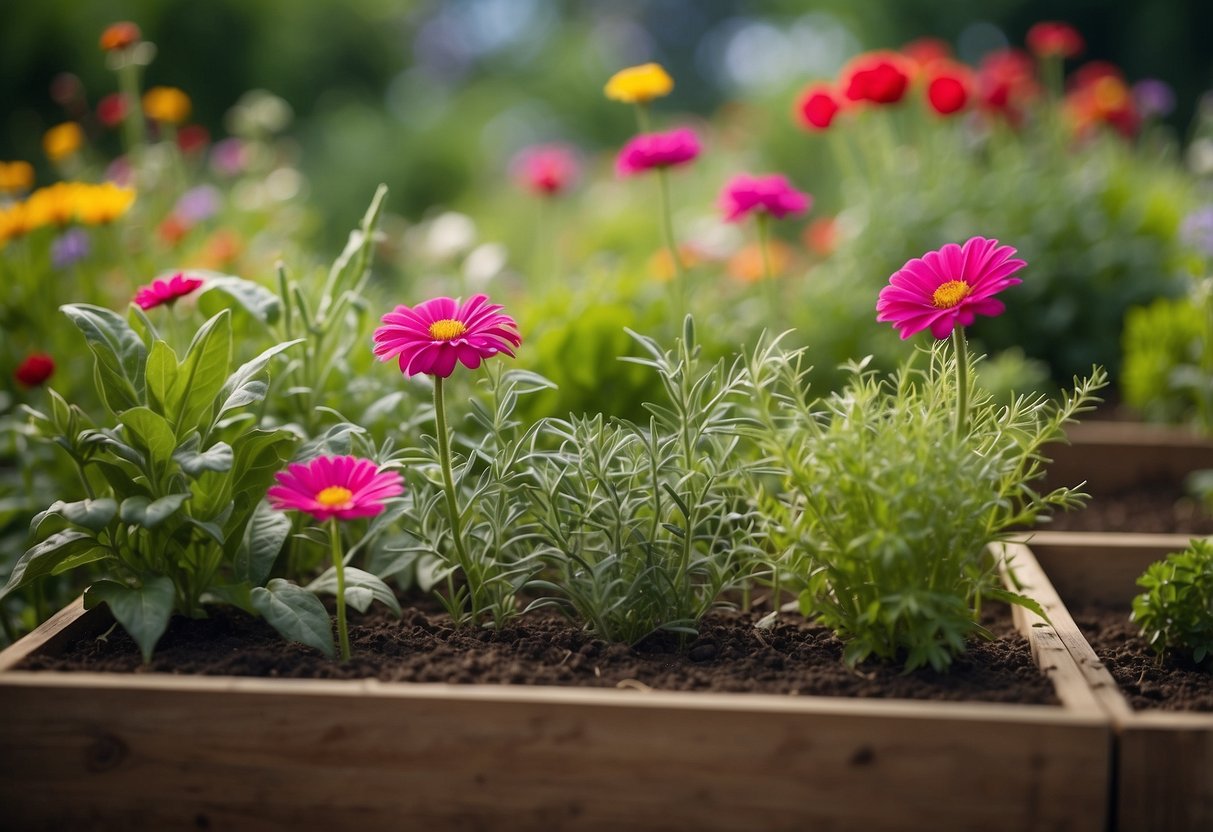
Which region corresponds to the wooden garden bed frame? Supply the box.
[0,543,1111,832]
[1024,531,1213,832]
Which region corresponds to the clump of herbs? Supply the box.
[746,338,1106,671]
[1132,538,1213,666]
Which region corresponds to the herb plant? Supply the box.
[525,318,764,644]
[1132,538,1213,665]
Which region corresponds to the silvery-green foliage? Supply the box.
[387,363,553,627]
[524,318,765,644]
[746,338,1107,671]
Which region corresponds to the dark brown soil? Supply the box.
[1042,480,1213,535]
[20,602,1058,705]
[1073,605,1213,712]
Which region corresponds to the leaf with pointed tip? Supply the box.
[0,531,102,600]
[170,310,232,435]
[31,498,117,535]
[85,577,176,663]
[175,441,234,476]
[119,407,178,480]
[251,579,335,658]
[200,274,282,325]
[214,339,302,422]
[61,303,147,413]
[306,567,401,616]
[235,501,291,586]
[145,340,179,416]
[120,494,191,528]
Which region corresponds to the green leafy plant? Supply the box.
[746,339,1106,670]
[1131,538,1213,665]
[1121,288,1213,429]
[524,318,764,644]
[1,303,300,660]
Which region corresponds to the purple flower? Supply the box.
[50,228,91,269]
[1132,79,1176,120]
[174,185,221,224]
[1181,206,1213,258]
[210,138,247,178]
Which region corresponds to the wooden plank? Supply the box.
[0,586,1113,831]
[0,596,113,673]
[1043,421,1213,494]
[1015,531,1190,608]
[0,674,1109,832]
[1021,534,1213,832]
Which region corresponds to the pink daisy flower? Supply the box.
[616,127,701,177]
[268,455,404,522]
[511,143,580,196]
[134,273,204,310]
[876,237,1026,340]
[372,294,521,378]
[719,174,811,223]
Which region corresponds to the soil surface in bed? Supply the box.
[20,602,1058,705]
[1041,479,1213,535]
[1073,605,1213,712]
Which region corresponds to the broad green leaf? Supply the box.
[61,304,147,412]
[51,547,113,575]
[170,310,232,435]
[251,578,335,658]
[235,501,291,585]
[306,567,402,616]
[120,493,191,529]
[214,339,303,421]
[175,441,234,476]
[0,531,101,600]
[200,274,282,324]
[119,407,178,480]
[85,577,176,663]
[30,498,118,535]
[145,340,179,416]
[204,582,255,613]
[221,429,297,550]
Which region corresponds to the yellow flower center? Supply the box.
[315,486,353,507]
[932,280,972,309]
[428,319,468,341]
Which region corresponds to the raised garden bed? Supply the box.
[0,544,1111,831]
[1043,421,1213,535]
[1024,531,1213,832]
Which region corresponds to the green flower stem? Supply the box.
[116,60,145,173]
[433,376,473,603]
[655,165,687,314]
[952,327,970,440]
[633,102,652,133]
[755,212,779,318]
[329,517,351,662]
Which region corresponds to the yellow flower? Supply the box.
[604,63,674,104]
[0,161,35,193]
[143,86,191,124]
[24,182,79,228]
[76,182,136,225]
[43,123,84,162]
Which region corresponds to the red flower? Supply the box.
[976,49,1039,123]
[796,83,841,130]
[99,22,141,53]
[926,61,973,116]
[97,93,129,129]
[1026,22,1085,59]
[511,144,579,196]
[1065,62,1139,138]
[841,52,910,105]
[14,354,55,387]
[177,125,211,155]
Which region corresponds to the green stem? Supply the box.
[116,61,145,176]
[434,376,473,615]
[755,212,779,318]
[952,328,970,441]
[633,102,652,133]
[329,518,350,662]
[655,166,686,314]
